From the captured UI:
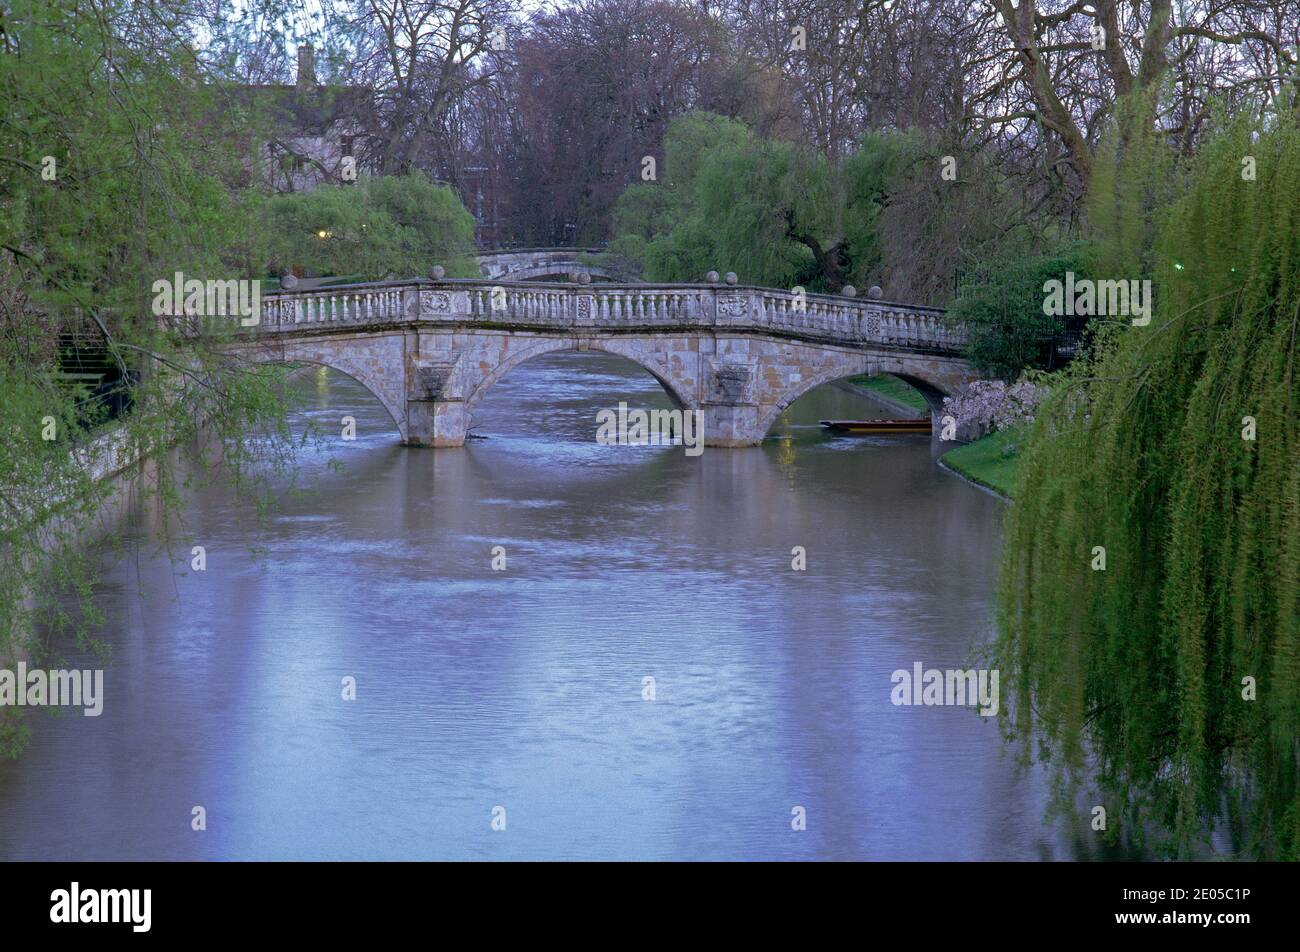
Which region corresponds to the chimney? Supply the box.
[296,44,315,90]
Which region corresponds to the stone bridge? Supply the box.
[475,247,618,282]
[237,279,975,447]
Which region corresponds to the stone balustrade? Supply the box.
[257,280,965,354]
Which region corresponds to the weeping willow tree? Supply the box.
[996,103,1300,859]
[0,2,311,756]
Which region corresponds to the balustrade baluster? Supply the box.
[250,282,963,357]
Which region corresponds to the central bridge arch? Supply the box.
[462,338,696,420]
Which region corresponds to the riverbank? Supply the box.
[2,421,157,755]
[938,429,1020,499]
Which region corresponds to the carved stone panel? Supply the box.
[716,294,749,320]
[707,360,754,405]
[420,290,453,317]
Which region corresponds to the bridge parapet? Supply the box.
[256,280,966,354]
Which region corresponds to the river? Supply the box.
[0,353,1075,860]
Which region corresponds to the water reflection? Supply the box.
[0,353,1069,860]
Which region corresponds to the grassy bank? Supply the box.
[842,374,1022,497]
[939,429,1021,498]
[846,374,929,413]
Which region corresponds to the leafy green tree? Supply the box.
[0,1,307,756]
[264,175,477,281]
[952,242,1093,378]
[609,112,919,292]
[996,107,1300,858]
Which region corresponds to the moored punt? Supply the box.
[819,419,932,434]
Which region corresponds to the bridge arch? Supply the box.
[876,372,950,415]
[755,359,952,439]
[245,349,407,440]
[463,338,695,422]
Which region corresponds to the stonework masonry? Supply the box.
[235,280,977,447]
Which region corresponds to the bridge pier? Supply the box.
[700,403,765,447]
[405,398,469,447]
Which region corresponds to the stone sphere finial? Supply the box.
[706,270,720,283]
[577,271,592,285]
[724,272,738,285]
[280,272,298,290]
[867,285,883,300]
[429,264,446,280]
[841,284,857,298]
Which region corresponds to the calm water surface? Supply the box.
[0,354,1071,860]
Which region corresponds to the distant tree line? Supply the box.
[196,0,1298,378]
[210,0,1297,253]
